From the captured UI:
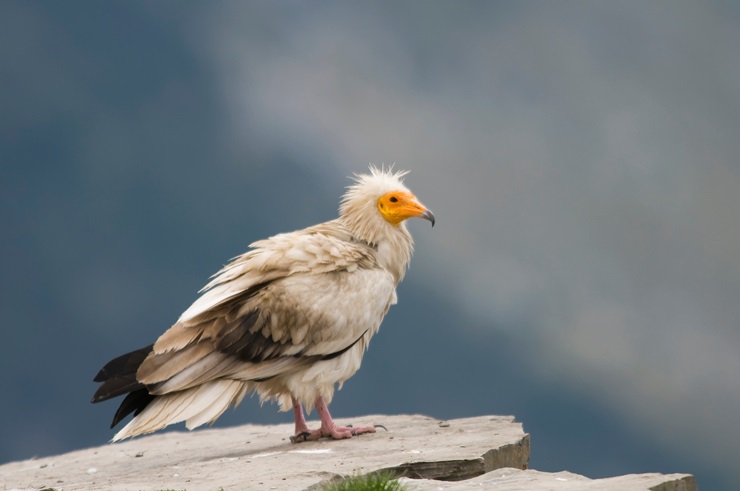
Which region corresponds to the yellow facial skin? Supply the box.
[377,191,435,227]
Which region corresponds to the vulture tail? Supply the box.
[93,346,250,440]
[111,379,249,441]
[91,345,156,429]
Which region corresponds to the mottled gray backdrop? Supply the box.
[2,2,739,489]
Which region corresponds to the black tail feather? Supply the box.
[91,376,146,404]
[93,344,153,383]
[92,344,156,429]
[110,388,156,428]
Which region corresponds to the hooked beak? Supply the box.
[419,209,435,227]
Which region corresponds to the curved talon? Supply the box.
[373,424,388,432]
[290,431,311,443]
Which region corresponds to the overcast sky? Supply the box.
[2,2,739,488]
[202,0,740,472]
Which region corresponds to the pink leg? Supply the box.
[292,397,310,435]
[290,396,377,443]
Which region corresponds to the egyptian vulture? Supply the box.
[91,167,434,442]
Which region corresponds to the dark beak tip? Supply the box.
[421,210,435,227]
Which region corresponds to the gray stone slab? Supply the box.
[0,414,528,491]
[403,467,697,491]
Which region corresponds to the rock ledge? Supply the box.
[0,414,695,491]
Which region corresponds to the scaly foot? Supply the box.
[289,396,385,443]
[290,424,379,443]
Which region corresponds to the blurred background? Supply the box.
[2,1,739,489]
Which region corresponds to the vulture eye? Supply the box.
[389,196,398,203]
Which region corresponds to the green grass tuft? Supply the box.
[322,471,408,491]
